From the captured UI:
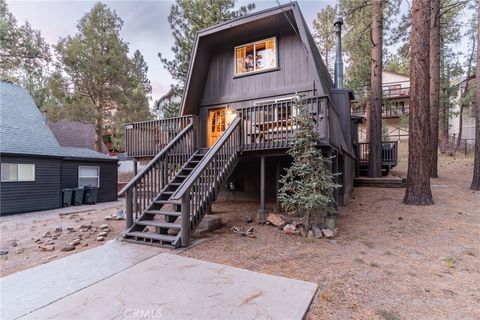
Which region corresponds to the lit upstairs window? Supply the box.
[235,37,277,76]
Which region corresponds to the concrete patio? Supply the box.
[1,241,317,320]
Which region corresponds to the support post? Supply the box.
[257,155,267,222]
[180,192,191,247]
[126,188,133,229]
[275,159,281,212]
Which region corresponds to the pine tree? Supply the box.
[279,96,340,228]
[312,5,336,75]
[158,0,255,104]
[470,1,479,190]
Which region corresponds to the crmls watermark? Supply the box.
[123,308,163,319]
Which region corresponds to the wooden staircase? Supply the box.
[123,149,208,247]
[119,117,242,248]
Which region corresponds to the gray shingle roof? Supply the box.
[48,119,109,153]
[0,82,112,160]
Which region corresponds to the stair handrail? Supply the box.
[120,120,198,229]
[170,116,241,201]
[119,122,195,196]
[171,117,242,247]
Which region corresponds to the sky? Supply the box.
[6,0,474,106]
[7,0,336,105]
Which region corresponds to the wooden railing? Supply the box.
[351,105,409,117]
[239,96,328,151]
[171,117,242,246]
[119,120,198,228]
[124,116,195,157]
[354,86,410,101]
[357,141,398,166]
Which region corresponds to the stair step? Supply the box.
[135,220,181,229]
[154,199,181,205]
[162,191,175,195]
[144,210,181,217]
[169,182,182,186]
[125,231,176,243]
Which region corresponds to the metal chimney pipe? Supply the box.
[334,5,344,89]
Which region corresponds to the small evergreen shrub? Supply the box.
[278,96,340,228]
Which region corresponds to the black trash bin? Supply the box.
[83,185,98,204]
[62,189,73,207]
[72,188,85,206]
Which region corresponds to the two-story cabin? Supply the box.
[120,2,360,247]
[352,70,410,142]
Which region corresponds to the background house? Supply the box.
[48,119,109,154]
[352,70,410,141]
[449,75,477,143]
[155,87,182,119]
[0,82,118,215]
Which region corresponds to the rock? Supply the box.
[34,238,42,243]
[99,224,109,230]
[283,224,296,235]
[67,227,75,231]
[0,250,9,255]
[11,240,17,247]
[322,229,334,238]
[15,248,24,254]
[398,216,403,220]
[266,213,286,228]
[82,243,89,247]
[61,245,75,252]
[42,231,51,238]
[244,216,253,224]
[297,224,308,237]
[307,230,314,237]
[39,245,54,252]
[96,236,105,242]
[114,209,126,220]
[105,215,113,220]
[54,226,62,233]
[196,215,222,234]
[313,226,323,238]
[70,239,81,246]
[78,224,92,230]
[97,231,108,237]
[52,236,58,240]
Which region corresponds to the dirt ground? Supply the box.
[0,201,125,277]
[1,150,478,319]
[180,151,480,320]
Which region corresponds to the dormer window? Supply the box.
[235,37,277,75]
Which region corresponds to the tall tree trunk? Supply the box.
[456,103,464,151]
[95,103,104,152]
[404,0,433,205]
[429,0,440,178]
[368,0,383,178]
[438,48,449,153]
[471,3,480,191]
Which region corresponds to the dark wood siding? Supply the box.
[0,155,61,215]
[61,160,118,203]
[200,33,315,107]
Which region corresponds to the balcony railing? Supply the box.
[354,87,410,101]
[124,116,196,157]
[351,105,409,117]
[357,141,398,167]
[239,96,328,151]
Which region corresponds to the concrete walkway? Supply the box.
[1,242,317,320]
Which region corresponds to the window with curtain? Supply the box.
[235,37,277,75]
[78,166,100,188]
[1,163,35,182]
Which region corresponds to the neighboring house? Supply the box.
[449,75,477,143]
[48,119,109,154]
[352,70,410,141]
[0,82,118,215]
[155,87,182,119]
[120,3,394,247]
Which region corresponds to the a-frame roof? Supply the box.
[180,1,334,116]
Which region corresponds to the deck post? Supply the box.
[180,192,190,247]
[126,188,133,229]
[275,159,281,212]
[257,155,267,222]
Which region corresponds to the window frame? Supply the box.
[0,163,36,182]
[234,37,278,76]
[78,166,100,188]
